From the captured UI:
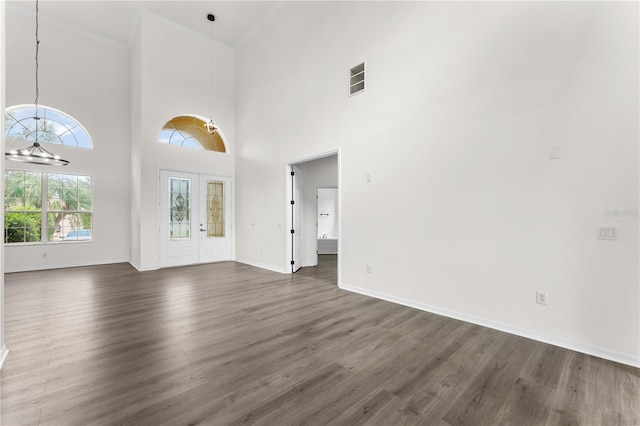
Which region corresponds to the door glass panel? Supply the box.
[169,177,190,240]
[207,181,224,237]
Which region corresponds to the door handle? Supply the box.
[200,228,206,232]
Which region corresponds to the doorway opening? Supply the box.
[286,150,340,284]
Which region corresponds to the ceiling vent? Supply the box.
[349,62,365,96]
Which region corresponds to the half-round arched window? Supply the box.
[159,115,226,153]
[5,104,92,148]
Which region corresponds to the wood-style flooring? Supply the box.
[1,256,639,425]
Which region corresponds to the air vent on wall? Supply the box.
[349,62,365,96]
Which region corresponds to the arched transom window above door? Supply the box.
[159,115,226,153]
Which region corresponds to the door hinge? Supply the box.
[290,200,295,205]
[291,260,295,265]
[291,171,295,176]
[291,229,295,234]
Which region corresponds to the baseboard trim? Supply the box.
[339,283,640,369]
[235,258,286,274]
[0,345,9,369]
[129,261,157,272]
[4,258,130,274]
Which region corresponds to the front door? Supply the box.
[159,170,232,268]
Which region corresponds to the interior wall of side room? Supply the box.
[4,3,131,272]
[235,1,639,366]
[131,11,236,271]
[297,155,338,267]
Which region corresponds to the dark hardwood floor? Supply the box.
[1,255,638,425]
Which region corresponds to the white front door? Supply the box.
[198,175,232,263]
[159,170,232,268]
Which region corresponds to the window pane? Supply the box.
[48,213,65,241]
[182,138,200,149]
[48,197,64,211]
[62,174,78,188]
[159,129,173,144]
[5,198,24,211]
[78,176,91,188]
[78,187,92,211]
[63,192,78,210]
[4,212,41,243]
[59,131,78,147]
[75,131,92,149]
[169,130,187,146]
[5,170,24,195]
[59,214,91,241]
[207,181,224,238]
[169,177,190,240]
[3,170,43,244]
[25,197,41,210]
[44,109,76,131]
[5,105,92,148]
[48,173,63,187]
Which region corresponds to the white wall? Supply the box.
[236,2,639,366]
[297,155,338,266]
[4,3,131,272]
[130,16,142,269]
[0,0,7,369]
[131,11,235,271]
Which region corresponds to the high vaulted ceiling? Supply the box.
[7,1,282,48]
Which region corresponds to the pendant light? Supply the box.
[204,13,218,135]
[5,0,69,166]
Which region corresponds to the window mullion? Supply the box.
[42,173,48,243]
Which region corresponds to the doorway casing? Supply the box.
[285,148,341,285]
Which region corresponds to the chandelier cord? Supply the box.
[209,17,213,121]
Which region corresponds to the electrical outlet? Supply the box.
[42,252,47,258]
[366,264,372,273]
[598,227,617,241]
[536,291,548,305]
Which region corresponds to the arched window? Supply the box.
[5,104,92,148]
[159,115,226,153]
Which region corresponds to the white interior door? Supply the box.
[292,165,303,273]
[159,170,232,268]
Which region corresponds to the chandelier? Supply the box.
[5,0,69,166]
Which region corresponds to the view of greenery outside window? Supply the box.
[4,170,43,243]
[4,170,93,244]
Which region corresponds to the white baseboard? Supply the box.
[4,258,129,274]
[339,283,640,369]
[129,261,157,272]
[235,258,286,274]
[0,345,9,369]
